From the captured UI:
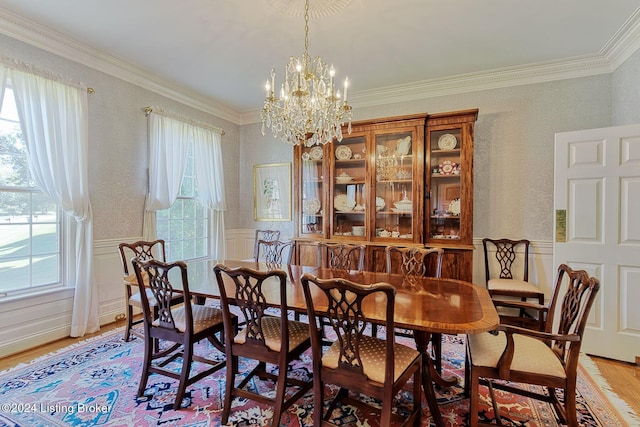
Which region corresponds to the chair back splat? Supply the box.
[317,242,365,270]
[254,239,294,266]
[118,240,183,342]
[301,273,422,426]
[253,229,281,260]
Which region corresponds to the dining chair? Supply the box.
[465,263,600,427]
[483,238,545,330]
[317,242,365,270]
[213,264,313,426]
[253,229,281,260]
[385,246,445,370]
[254,239,294,265]
[301,273,422,426]
[118,240,183,342]
[132,258,232,410]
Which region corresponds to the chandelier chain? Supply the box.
[304,0,309,58]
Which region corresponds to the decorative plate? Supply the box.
[301,152,310,161]
[335,145,352,160]
[375,196,385,211]
[438,160,458,175]
[396,136,411,156]
[448,198,461,215]
[309,146,323,160]
[334,194,356,211]
[438,134,457,150]
[303,197,321,214]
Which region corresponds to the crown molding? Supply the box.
[0,7,241,124]
[238,54,613,124]
[2,6,639,127]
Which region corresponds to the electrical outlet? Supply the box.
[115,313,125,321]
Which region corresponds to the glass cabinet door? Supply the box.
[331,134,367,239]
[373,131,416,241]
[299,145,325,237]
[428,128,463,241]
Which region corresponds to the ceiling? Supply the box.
[1,0,639,124]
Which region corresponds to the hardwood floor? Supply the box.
[1,321,638,420]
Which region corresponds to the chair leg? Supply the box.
[314,374,324,425]
[173,343,192,410]
[380,396,392,426]
[560,385,578,427]
[469,370,480,427]
[137,334,153,397]
[432,333,442,374]
[124,302,134,342]
[222,355,237,424]
[271,360,288,426]
[413,364,422,426]
[464,348,471,397]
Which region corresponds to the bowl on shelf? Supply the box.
[336,172,354,183]
[393,198,413,211]
[351,225,365,236]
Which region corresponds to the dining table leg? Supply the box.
[413,330,457,427]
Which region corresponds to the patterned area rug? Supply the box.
[0,327,633,427]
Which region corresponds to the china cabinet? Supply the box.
[293,109,477,281]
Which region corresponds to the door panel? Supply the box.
[555,124,640,363]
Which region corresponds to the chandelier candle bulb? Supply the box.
[271,68,275,93]
[344,77,348,102]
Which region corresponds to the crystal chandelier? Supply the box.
[260,0,352,146]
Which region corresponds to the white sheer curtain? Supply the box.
[142,113,190,240]
[193,126,226,260]
[9,67,97,337]
[143,112,226,260]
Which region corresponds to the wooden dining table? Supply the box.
[133,259,499,427]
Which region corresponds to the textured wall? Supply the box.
[4,28,639,244]
[1,33,241,240]
[612,47,640,126]
[241,75,612,242]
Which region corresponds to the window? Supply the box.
[156,142,209,262]
[0,88,62,296]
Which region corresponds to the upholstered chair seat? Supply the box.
[234,316,310,351]
[488,278,541,295]
[323,334,420,383]
[151,305,224,335]
[468,331,566,378]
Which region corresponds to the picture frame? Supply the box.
[253,162,291,221]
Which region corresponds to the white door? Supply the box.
[554,124,640,363]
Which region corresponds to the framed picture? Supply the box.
[253,162,291,221]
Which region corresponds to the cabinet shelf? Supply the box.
[431,148,461,155]
[376,179,413,184]
[431,174,461,178]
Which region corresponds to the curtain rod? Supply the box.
[143,106,225,135]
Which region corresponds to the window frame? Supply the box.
[0,86,64,298]
[155,140,211,262]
